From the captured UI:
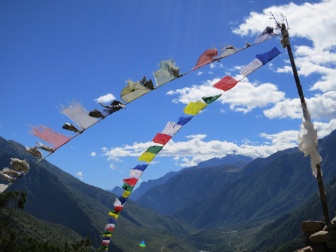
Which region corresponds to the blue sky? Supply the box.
[1,0,335,190]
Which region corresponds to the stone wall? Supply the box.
[296,216,336,252]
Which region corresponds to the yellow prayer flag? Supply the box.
[138,152,156,163]
[108,212,119,219]
[122,190,131,198]
[183,101,207,115]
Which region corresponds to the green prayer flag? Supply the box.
[146,145,163,154]
[202,94,222,104]
[122,183,134,192]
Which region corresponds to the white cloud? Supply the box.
[90,152,96,157]
[76,171,83,180]
[109,163,116,170]
[308,91,336,119]
[101,117,335,168]
[210,62,224,69]
[161,133,299,166]
[232,0,336,50]
[233,0,336,95]
[102,142,152,161]
[310,70,336,92]
[167,79,221,104]
[263,91,336,120]
[263,98,302,119]
[218,78,285,113]
[314,119,336,138]
[259,130,298,147]
[101,0,336,170]
[94,93,116,103]
[286,45,336,92]
[228,0,336,125]
[102,132,302,168]
[167,77,285,113]
[276,65,291,74]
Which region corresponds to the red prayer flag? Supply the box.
[213,76,238,91]
[123,177,138,186]
[114,206,123,213]
[192,48,218,70]
[31,125,72,149]
[152,133,172,145]
[105,227,114,232]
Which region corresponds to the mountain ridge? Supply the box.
[132,130,336,230]
[128,154,253,201]
[1,130,336,251]
[0,136,198,251]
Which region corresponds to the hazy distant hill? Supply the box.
[108,185,124,196]
[180,174,336,252]
[133,130,336,231]
[1,129,335,251]
[0,136,198,251]
[195,154,253,168]
[130,154,252,201]
[129,171,178,200]
[175,130,336,228]
[136,164,243,215]
[134,149,298,218]
[251,129,336,251]
[250,176,336,252]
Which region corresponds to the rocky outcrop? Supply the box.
[296,216,336,252]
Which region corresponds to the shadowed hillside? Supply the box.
[175,131,336,228]
[0,136,198,251]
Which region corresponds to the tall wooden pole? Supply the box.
[280,23,330,224]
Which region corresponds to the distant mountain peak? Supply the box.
[195,154,254,169]
[107,186,124,196]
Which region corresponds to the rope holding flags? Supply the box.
[98,46,282,250]
[0,29,281,201]
[22,27,277,166]
[0,27,277,199]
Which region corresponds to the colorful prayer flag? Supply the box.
[105,223,115,231]
[254,27,275,44]
[118,196,127,204]
[60,101,99,129]
[240,58,263,76]
[122,183,134,192]
[129,168,143,179]
[213,76,238,91]
[121,80,151,103]
[108,211,119,219]
[241,47,281,76]
[138,152,156,163]
[183,101,207,115]
[107,218,117,224]
[122,190,131,198]
[139,240,146,248]
[161,121,182,135]
[177,116,193,126]
[132,164,148,171]
[154,59,180,86]
[146,145,163,154]
[123,177,138,186]
[202,94,222,104]
[256,47,281,65]
[192,48,218,70]
[152,133,172,145]
[31,126,71,149]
